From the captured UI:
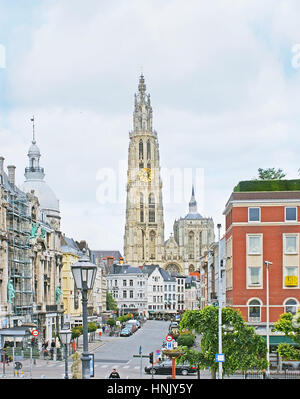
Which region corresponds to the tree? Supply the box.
[256,168,286,180]
[178,306,268,378]
[106,291,118,312]
[274,311,300,360]
[176,333,195,348]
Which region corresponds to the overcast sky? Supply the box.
[1,0,300,252]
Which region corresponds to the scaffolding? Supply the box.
[6,192,33,318]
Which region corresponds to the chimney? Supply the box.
[7,165,16,186]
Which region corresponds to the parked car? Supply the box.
[144,360,197,376]
[120,328,132,337]
[125,323,136,334]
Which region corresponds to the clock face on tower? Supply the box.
[138,168,153,182]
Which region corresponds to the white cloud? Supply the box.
[1,0,300,248]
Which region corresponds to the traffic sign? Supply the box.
[216,353,225,362]
[167,342,173,350]
[31,330,39,337]
[166,334,173,342]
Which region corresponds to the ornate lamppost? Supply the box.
[59,328,72,379]
[71,251,97,379]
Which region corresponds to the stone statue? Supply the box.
[40,227,46,239]
[30,222,39,239]
[55,285,63,305]
[7,279,15,303]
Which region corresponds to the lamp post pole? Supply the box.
[71,250,97,380]
[81,284,90,379]
[217,223,222,380]
[64,343,69,379]
[264,260,272,378]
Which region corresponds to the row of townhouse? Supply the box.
[199,178,300,355]
[106,263,200,318]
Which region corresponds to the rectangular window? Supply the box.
[285,235,298,254]
[248,266,262,286]
[249,207,260,222]
[285,207,297,222]
[284,266,298,287]
[248,235,262,254]
[123,290,127,298]
[130,290,133,298]
[123,280,127,286]
[129,280,133,286]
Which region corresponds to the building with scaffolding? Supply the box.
[0,127,64,343]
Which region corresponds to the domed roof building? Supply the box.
[22,128,60,220]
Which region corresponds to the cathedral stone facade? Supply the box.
[124,76,215,275]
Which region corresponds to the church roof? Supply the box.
[184,212,203,220]
[91,250,122,260]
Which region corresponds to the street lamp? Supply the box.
[71,250,97,379]
[264,260,272,378]
[217,223,223,380]
[59,328,72,379]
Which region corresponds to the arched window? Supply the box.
[188,231,195,259]
[285,298,298,315]
[140,193,144,222]
[150,230,156,259]
[248,299,261,321]
[147,140,151,160]
[149,193,155,222]
[139,161,144,169]
[139,140,143,159]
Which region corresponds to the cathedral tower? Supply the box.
[124,75,164,266]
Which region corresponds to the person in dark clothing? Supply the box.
[109,368,120,379]
[50,339,56,360]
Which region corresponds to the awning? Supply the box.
[262,335,297,346]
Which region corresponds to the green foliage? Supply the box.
[274,311,300,360]
[71,327,82,339]
[106,291,118,312]
[106,318,116,327]
[88,322,97,333]
[277,343,300,361]
[178,307,268,378]
[257,168,286,180]
[116,314,132,323]
[234,179,300,192]
[176,333,195,348]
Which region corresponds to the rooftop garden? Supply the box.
[234,179,300,192]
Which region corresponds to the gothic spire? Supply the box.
[189,185,198,213]
[133,74,153,133]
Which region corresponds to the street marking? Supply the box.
[123,365,130,369]
[101,365,108,368]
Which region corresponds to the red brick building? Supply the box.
[223,181,300,328]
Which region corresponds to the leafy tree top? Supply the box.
[178,307,268,376]
[256,168,286,180]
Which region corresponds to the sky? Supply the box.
[1,0,300,252]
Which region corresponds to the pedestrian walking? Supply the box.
[50,338,56,360]
[42,340,49,359]
[109,368,120,379]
